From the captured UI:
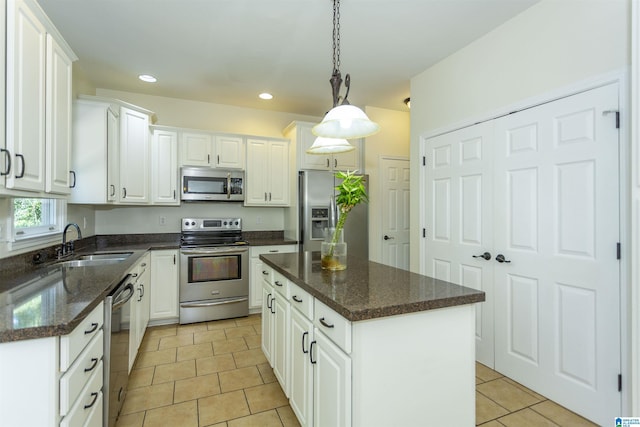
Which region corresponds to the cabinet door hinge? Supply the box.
[618,374,622,392]
[617,242,621,260]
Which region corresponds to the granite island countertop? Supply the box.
[260,251,485,321]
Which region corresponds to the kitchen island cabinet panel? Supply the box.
[260,252,483,427]
[350,305,475,426]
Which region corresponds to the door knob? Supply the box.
[383,235,394,240]
[472,252,491,261]
[495,254,511,263]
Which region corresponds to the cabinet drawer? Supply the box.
[289,282,313,320]
[60,360,103,427]
[60,330,104,416]
[250,244,297,257]
[314,299,351,354]
[60,303,104,371]
[259,264,273,286]
[272,270,289,299]
[83,391,104,427]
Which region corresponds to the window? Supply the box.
[11,198,65,241]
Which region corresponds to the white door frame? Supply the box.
[419,69,632,415]
[630,1,640,416]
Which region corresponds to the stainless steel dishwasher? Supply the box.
[103,275,134,427]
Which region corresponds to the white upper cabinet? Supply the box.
[284,121,363,173]
[4,0,76,195]
[180,131,212,167]
[179,131,245,169]
[45,34,73,194]
[70,100,118,204]
[215,135,244,169]
[245,138,290,206]
[151,128,179,205]
[5,0,46,192]
[71,97,155,205]
[119,107,150,204]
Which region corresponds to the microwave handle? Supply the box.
[227,173,231,199]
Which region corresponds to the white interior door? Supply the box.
[493,83,620,426]
[423,122,495,367]
[381,157,411,270]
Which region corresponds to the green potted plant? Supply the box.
[321,170,368,270]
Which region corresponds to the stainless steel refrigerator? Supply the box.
[298,170,368,259]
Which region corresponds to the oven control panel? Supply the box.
[182,218,242,231]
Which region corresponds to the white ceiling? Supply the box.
[38,0,539,117]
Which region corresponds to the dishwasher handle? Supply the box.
[112,280,135,311]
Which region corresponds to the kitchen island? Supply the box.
[260,252,485,427]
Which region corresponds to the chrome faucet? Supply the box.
[60,223,82,258]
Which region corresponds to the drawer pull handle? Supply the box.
[262,270,269,275]
[84,323,99,335]
[275,281,283,287]
[302,331,309,354]
[309,340,317,364]
[84,357,99,372]
[292,295,303,303]
[319,317,334,329]
[84,392,99,409]
[269,250,279,253]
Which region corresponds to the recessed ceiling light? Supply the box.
[138,74,157,83]
[259,92,273,100]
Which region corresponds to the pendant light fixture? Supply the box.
[310,0,380,145]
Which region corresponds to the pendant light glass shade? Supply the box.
[312,104,380,139]
[306,137,355,154]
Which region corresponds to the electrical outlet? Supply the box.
[159,216,167,226]
[83,217,87,229]
[256,216,263,225]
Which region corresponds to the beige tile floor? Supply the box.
[115,314,597,427]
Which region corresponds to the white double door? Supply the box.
[423,83,620,425]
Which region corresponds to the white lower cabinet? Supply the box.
[289,287,314,427]
[0,303,104,427]
[249,245,297,310]
[261,278,275,364]
[149,249,179,323]
[273,291,290,395]
[261,267,291,397]
[128,253,150,372]
[312,328,351,427]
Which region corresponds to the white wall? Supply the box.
[364,106,410,263]
[409,0,630,272]
[96,88,320,139]
[94,204,284,235]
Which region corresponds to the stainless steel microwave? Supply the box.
[181,167,244,202]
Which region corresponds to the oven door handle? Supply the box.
[181,247,248,255]
[180,297,248,308]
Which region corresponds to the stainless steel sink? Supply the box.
[56,252,133,268]
[77,252,133,261]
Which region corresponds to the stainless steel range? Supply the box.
[179,217,249,324]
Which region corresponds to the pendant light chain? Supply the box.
[332,0,341,74]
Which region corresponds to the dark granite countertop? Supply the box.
[260,252,485,322]
[0,248,148,343]
[0,231,294,343]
